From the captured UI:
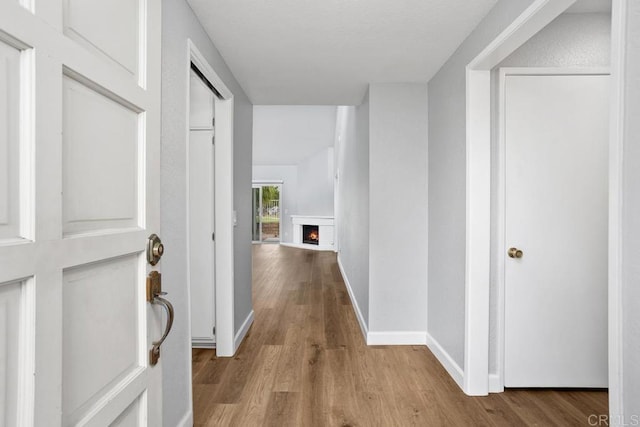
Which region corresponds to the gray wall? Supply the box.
[427,0,542,369]
[337,84,428,335]
[336,96,370,327]
[252,165,298,243]
[232,93,254,339]
[501,12,611,67]
[161,0,253,424]
[368,84,428,332]
[619,0,640,418]
[488,12,611,375]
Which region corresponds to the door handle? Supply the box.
[508,247,524,259]
[147,271,175,366]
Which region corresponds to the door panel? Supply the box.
[189,71,214,129]
[62,75,140,235]
[189,131,215,344]
[0,1,162,425]
[0,279,24,427]
[63,0,141,78]
[0,40,21,241]
[504,73,609,387]
[62,255,139,424]
[111,396,144,427]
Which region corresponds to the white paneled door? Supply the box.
[0,1,163,425]
[503,72,609,388]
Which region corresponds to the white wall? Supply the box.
[253,106,336,230]
[253,106,337,165]
[428,0,542,370]
[161,0,253,424]
[368,84,428,333]
[336,97,370,329]
[252,165,298,243]
[488,12,611,375]
[297,147,335,216]
[616,0,640,418]
[252,147,334,243]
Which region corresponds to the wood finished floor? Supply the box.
[192,244,607,426]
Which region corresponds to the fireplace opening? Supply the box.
[303,225,319,245]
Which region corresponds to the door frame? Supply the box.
[185,40,235,360]
[187,65,216,349]
[462,0,623,398]
[494,67,610,391]
[252,181,283,243]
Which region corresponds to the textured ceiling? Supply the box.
[187,0,499,105]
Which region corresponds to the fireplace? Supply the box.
[302,225,319,245]
[290,215,334,251]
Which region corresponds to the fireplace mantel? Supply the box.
[286,215,335,251]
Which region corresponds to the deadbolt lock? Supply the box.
[508,247,523,259]
[147,234,164,266]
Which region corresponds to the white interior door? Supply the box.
[189,68,216,347]
[0,1,164,425]
[503,72,609,387]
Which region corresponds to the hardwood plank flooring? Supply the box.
[192,244,607,426]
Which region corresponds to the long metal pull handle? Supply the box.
[146,271,175,366]
[150,295,174,366]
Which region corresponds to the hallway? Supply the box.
[192,245,607,426]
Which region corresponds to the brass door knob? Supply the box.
[508,247,523,259]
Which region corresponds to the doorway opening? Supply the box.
[463,0,613,397]
[185,39,236,360]
[252,183,282,243]
[188,62,218,348]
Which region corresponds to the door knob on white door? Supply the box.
[508,247,523,259]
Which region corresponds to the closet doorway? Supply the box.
[189,63,217,347]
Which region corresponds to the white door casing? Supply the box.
[0,1,163,425]
[501,70,609,387]
[189,68,216,348]
[186,40,235,357]
[464,0,592,396]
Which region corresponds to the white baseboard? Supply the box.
[337,255,428,347]
[336,255,369,341]
[280,242,335,252]
[177,410,193,427]
[234,310,254,353]
[366,331,427,345]
[489,374,503,393]
[426,333,464,391]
